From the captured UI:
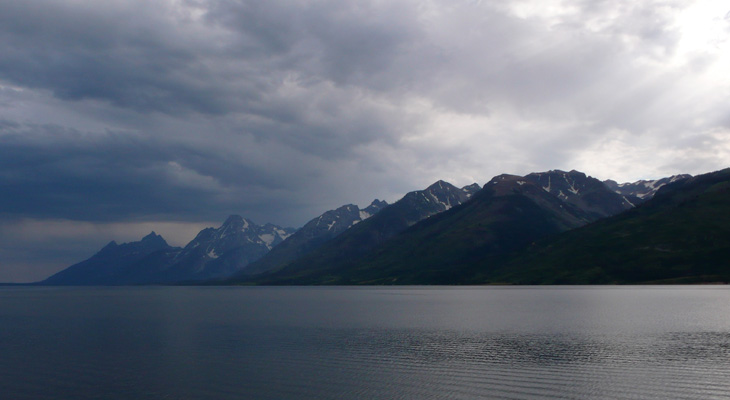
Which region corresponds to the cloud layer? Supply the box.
[1,0,729,281]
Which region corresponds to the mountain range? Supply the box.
[236,180,481,281]
[39,168,727,286]
[248,170,635,284]
[42,217,297,285]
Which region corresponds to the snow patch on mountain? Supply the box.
[543,175,552,192]
[274,228,292,241]
[259,234,276,248]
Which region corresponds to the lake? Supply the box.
[1,286,729,399]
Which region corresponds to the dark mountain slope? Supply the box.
[487,169,730,284]
[41,232,178,285]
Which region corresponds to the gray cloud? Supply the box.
[0,121,321,223]
[0,0,729,281]
[0,2,215,113]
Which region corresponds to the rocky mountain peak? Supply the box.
[366,199,388,209]
[426,180,456,192]
[221,215,248,230]
[461,183,482,197]
[361,199,388,217]
[418,180,472,212]
[140,231,167,247]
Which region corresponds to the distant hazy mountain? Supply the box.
[236,180,480,282]
[148,215,296,283]
[485,169,730,284]
[41,232,179,285]
[41,216,295,285]
[253,173,602,284]
[240,199,388,276]
[604,174,692,203]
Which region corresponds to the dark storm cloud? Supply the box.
[0,121,309,223]
[0,0,416,117]
[1,124,198,220]
[0,1,287,116]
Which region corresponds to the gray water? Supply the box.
[1,286,729,399]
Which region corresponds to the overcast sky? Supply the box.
[1,0,729,282]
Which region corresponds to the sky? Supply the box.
[1,0,729,282]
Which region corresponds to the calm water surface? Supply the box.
[1,286,729,399]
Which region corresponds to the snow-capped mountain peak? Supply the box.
[420,180,476,212]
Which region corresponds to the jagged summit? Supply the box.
[604,174,692,200]
[425,180,481,198]
[409,179,480,213]
[140,231,168,247]
[461,183,482,196]
[220,214,253,232]
[426,180,454,191]
[360,199,388,220]
[365,199,388,209]
[308,204,360,232]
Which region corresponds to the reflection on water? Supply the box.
[1,286,729,399]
